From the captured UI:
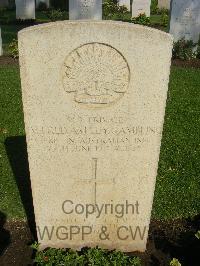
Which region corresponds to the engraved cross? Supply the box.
[76,158,115,205]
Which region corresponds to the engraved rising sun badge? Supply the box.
[62,42,130,107]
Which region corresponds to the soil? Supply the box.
[172,59,200,69]
[0,217,200,266]
[0,56,19,66]
[0,219,33,266]
[0,56,200,69]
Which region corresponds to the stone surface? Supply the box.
[170,0,200,42]
[18,21,172,252]
[0,28,3,56]
[36,0,50,8]
[158,0,170,10]
[16,0,35,20]
[132,0,151,17]
[69,0,102,20]
[118,0,130,11]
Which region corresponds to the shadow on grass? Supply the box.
[0,211,10,257]
[5,136,36,238]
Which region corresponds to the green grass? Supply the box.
[1,25,24,54]
[0,11,51,54]
[152,67,200,219]
[0,65,200,220]
[0,10,50,23]
[150,14,162,24]
[0,10,16,23]
[36,11,52,23]
[0,66,25,218]
[0,10,167,55]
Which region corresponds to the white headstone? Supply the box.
[36,0,50,8]
[118,0,130,11]
[18,21,172,252]
[69,0,102,20]
[0,28,3,56]
[16,0,35,20]
[170,0,200,42]
[158,0,170,10]
[132,0,151,17]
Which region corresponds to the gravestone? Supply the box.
[118,0,130,11]
[15,0,35,20]
[0,28,3,56]
[69,0,102,20]
[170,0,200,42]
[158,0,170,10]
[132,0,151,17]
[18,21,172,251]
[36,0,50,9]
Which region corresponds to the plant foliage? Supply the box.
[45,9,68,21]
[195,230,200,239]
[32,244,141,266]
[170,258,182,266]
[173,38,199,60]
[103,0,129,20]
[8,38,18,58]
[131,13,150,26]
[150,0,158,14]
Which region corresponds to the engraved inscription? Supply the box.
[75,158,115,204]
[62,43,130,106]
[28,119,160,154]
[79,0,95,14]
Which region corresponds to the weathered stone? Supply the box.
[158,0,170,10]
[118,0,130,11]
[18,21,172,252]
[170,0,200,42]
[69,0,102,20]
[15,0,35,20]
[132,0,151,17]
